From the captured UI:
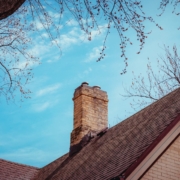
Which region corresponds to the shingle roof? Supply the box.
[0,158,39,180]
[35,87,180,180]
[33,153,69,180]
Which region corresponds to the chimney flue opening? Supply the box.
[81,82,89,86]
[93,85,101,90]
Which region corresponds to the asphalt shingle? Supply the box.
[34,87,180,180]
[0,158,39,180]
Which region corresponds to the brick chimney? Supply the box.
[70,82,108,147]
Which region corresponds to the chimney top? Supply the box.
[81,82,100,89]
[81,82,89,86]
[93,85,101,90]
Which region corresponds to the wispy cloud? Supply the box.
[53,24,106,51]
[16,60,39,70]
[84,46,103,62]
[30,43,50,57]
[46,55,60,63]
[32,99,59,112]
[59,33,78,49]
[36,83,61,97]
[35,102,50,112]
[83,67,92,75]
[66,19,78,26]
[78,67,92,79]
[34,11,63,31]
[35,21,44,31]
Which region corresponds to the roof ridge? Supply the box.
[0,158,39,169]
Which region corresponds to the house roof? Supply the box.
[0,158,39,180]
[34,87,180,180]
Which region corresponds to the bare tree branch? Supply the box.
[18,0,163,74]
[0,6,39,102]
[0,61,12,90]
[122,45,180,109]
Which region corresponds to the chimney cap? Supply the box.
[93,85,101,90]
[81,82,89,86]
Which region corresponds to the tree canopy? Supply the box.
[0,0,25,20]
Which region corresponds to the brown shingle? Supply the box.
[0,158,39,180]
[35,87,180,180]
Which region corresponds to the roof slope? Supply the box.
[33,153,69,180]
[0,158,39,180]
[35,88,180,180]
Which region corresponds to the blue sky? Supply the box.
[0,1,180,167]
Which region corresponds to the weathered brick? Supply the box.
[70,83,108,146]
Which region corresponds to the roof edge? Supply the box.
[123,113,180,178]
[0,158,39,169]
